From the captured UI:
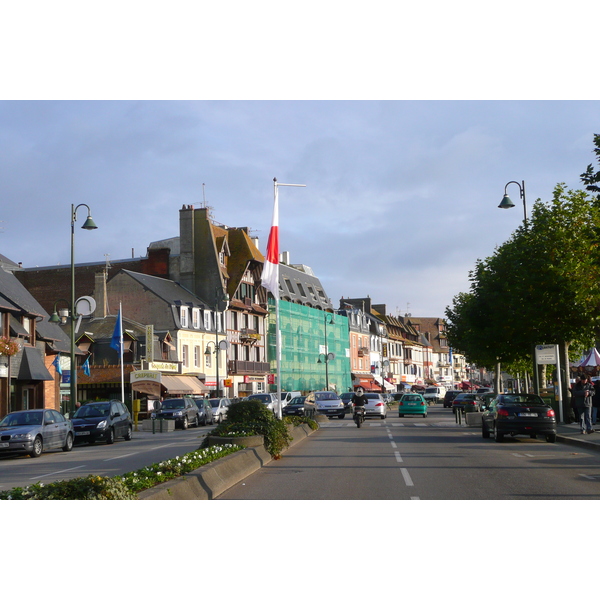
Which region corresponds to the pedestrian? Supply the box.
[572,374,595,434]
[592,377,600,425]
[569,377,580,424]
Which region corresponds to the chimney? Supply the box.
[280,251,290,265]
[94,271,108,317]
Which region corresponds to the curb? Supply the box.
[556,433,600,451]
[138,422,316,500]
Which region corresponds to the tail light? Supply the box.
[547,409,556,417]
[375,402,384,407]
[421,401,425,405]
[399,401,404,405]
[497,408,510,417]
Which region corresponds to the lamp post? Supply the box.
[206,287,229,398]
[498,180,527,226]
[317,312,335,390]
[66,204,97,415]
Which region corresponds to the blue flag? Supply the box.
[82,355,90,376]
[52,354,62,375]
[111,308,122,353]
[448,347,453,365]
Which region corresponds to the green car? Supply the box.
[395,393,428,418]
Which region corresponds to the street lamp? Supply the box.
[67,204,97,415]
[205,287,229,398]
[317,312,335,390]
[498,180,527,225]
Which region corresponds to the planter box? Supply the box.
[206,434,264,448]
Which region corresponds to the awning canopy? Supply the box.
[354,377,380,391]
[18,347,53,381]
[130,371,208,396]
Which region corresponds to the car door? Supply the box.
[110,402,122,438]
[43,410,59,449]
[51,410,69,447]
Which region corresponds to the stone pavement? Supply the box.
[556,421,600,450]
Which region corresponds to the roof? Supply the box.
[278,263,333,310]
[0,266,47,318]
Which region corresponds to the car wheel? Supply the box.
[62,433,74,452]
[494,424,504,443]
[182,416,189,430]
[338,414,345,419]
[195,415,200,427]
[399,413,404,417]
[381,414,386,419]
[30,436,43,458]
[530,434,537,439]
[546,433,557,443]
[106,428,115,444]
[482,423,490,438]
[422,413,427,418]
[124,425,133,441]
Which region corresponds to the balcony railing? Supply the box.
[228,360,270,374]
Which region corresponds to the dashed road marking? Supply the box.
[400,468,414,486]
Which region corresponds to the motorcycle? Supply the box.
[353,405,366,428]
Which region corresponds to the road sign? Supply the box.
[535,345,557,364]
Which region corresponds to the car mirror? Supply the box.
[45,419,55,425]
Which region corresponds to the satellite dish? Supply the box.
[75,296,97,316]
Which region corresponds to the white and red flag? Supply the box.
[261,191,279,299]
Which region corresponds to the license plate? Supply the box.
[407,402,417,405]
[519,413,537,417]
[76,431,90,435]
[0,442,9,448]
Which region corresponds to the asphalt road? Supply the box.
[0,423,212,492]
[218,406,600,500]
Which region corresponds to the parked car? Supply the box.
[479,392,497,410]
[339,392,355,412]
[155,397,200,429]
[476,387,493,394]
[482,393,557,443]
[193,398,215,425]
[422,386,445,405]
[451,393,482,413]
[443,390,462,408]
[282,396,308,417]
[0,409,74,458]
[72,400,133,444]
[363,392,387,419]
[304,391,346,419]
[246,393,278,412]
[209,397,230,423]
[396,393,427,418]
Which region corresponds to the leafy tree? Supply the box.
[581,133,600,201]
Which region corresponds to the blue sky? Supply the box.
[2,100,598,317]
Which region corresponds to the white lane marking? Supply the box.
[579,474,600,480]
[31,465,86,480]
[400,468,414,486]
[411,496,420,500]
[103,453,138,461]
[394,451,403,463]
[390,441,397,449]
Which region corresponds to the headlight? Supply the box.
[12,433,33,440]
[174,411,183,417]
[97,420,108,429]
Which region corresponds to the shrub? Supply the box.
[204,399,292,458]
[283,415,319,430]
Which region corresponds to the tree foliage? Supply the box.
[581,133,600,200]
[446,182,600,374]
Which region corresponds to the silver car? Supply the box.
[209,397,230,423]
[363,393,388,419]
[0,409,74,458]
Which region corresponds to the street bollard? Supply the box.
[455,408,462,425]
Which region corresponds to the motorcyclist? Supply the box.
[352,388,368,408]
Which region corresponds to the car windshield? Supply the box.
[499,394,546,405]
[209,399,221,407]
[162,399,185,409]
[425,388,438,394]
[316,392,339,400]
[74,404,109,418]
[290,398,304,405]
[0,411,43,427]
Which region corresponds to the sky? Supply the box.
[1,100,599,318]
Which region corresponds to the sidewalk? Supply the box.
[556,421,600,450]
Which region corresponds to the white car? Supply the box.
[209,398,229,423]
[422,386,446,405]
[363,393,387,419]
[304,391,346,419]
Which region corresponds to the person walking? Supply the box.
[573,374,595,434]
[592,377,600,425]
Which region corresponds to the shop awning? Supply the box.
[18,347,53,381]
[354,377,380,391]
[162,376,202,395]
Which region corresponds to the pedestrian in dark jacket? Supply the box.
[592,377,600,425]
[573,374,595,434]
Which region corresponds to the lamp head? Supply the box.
[498,194,515,210]
[82,215,98,230]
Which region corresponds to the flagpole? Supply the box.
[119,302,125,404]
[272,178,305,419]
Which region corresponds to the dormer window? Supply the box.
[180,306,189,328]
[192,308,201,329]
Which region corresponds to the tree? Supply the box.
[581,133,600,201]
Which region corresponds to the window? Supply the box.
[284,279,295,294]
[204,311,212,331]
[194,346,201,367]
[180,306,189,328]
[192,308,200,329]
[205,350,212,368]
[182,344,189,367]
[296,282,307,297]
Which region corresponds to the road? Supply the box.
[0,423,212,492]
[218,405,600,500]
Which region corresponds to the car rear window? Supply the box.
[162,399,185,409]
[500,395,545,405]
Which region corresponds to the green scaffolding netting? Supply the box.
[267,299,352,394]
